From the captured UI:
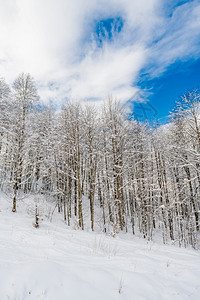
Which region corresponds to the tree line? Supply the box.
[0,73,199,248]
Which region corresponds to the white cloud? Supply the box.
[146,1,200,77]
[0,0,200,105]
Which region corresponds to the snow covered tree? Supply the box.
[11,73,38,212]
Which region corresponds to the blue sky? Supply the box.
[137,58,200,122]
[0,0,200,122]
[94,2,200,122]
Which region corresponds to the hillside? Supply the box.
[0,193,200,300]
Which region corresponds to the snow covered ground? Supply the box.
[0,193,200,300]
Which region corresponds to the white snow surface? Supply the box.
[0,193,200,300]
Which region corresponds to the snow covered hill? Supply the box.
[1,193,200,300]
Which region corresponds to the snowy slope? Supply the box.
[0,193,200,300]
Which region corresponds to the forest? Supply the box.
[0,73,200,248]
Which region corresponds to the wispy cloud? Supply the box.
[147,1,200,77]
[0,0,200,104]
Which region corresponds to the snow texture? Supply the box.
[0,193,200,300]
